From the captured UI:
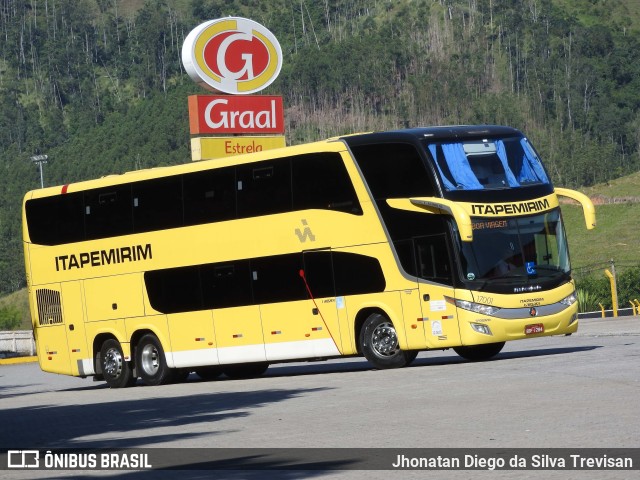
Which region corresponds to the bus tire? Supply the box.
[136,334,172,386]
[100,339,136,388]
[405,350,419,365]
[359,313,411,369]
[223,362,269,379]
[195,366,223,381]
[453,342,505,361]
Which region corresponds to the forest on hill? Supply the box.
[1,0,640,297]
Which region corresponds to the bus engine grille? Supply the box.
[36,289,63,326]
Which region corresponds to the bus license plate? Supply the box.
[525,323,544,335]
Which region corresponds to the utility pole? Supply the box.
[30,154,48,188]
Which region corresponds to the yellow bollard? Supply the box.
[604,269,618,317]
[599,303,605,318]
[630,301,637,316]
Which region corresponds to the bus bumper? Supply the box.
[457,303,579,346]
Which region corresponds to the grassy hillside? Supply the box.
[0,288,30,330]
[562,203,639,272]
[561,171,640,278]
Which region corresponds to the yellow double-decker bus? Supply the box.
[22,126,595,388]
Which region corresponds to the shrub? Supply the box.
[0,306,21,330]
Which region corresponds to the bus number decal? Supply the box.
[476,296,494,305]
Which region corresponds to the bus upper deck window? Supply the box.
[428,137,549,191]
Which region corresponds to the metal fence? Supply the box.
[0,330,36,357]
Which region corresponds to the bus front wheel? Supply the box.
[359,313,412,369]
[195,366,223,380]
[136,334,173,386]
[100,339,136,388]
[453,342,505,361]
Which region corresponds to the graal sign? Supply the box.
[188,95,284,134]
[182,17,283,94]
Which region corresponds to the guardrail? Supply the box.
[0,330,36,357]
[578,307,637,319]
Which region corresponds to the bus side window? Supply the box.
[332,252,386,296]
[183,167,236,225]
[84,185,133,240]
[350,142,436,200]
[302,250,336,298]
[25,192,85,245]
[393,239,418,277]
[201,261,252,309]
[251,254,307,304]
[145,266,203,314]
[292,153,362,215]
[237,158,292,218]
[414,234,452,285]
[133,176,183,233]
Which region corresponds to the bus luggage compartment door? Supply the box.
[260,300,341,361]
[60,281,91,376]
[418,284,462,348]
[213,305,267,365]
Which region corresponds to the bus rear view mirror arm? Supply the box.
[554,188,596,230]
[386,197,474,242]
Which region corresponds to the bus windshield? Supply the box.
[457,209,570,293]
[427,136,550,190]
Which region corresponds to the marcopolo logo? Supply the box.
[182,17,283,94]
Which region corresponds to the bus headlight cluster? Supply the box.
[560,292,577,307]
[446,297,501,316]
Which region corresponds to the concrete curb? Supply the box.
[0,356,38,365]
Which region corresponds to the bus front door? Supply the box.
[414,234,462,348]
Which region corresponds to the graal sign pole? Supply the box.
[181,17,285,160]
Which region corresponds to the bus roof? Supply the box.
[24,125,524,201]
[341,125,523,147]
[24,137,347,201]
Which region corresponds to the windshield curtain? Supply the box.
[429,137,550,191]
[457,209,570,290]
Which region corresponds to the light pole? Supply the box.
[30,154,48,188]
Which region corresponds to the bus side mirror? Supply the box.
[554,188,596,230]
[386,197,474,242]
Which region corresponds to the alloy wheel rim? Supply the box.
[371,321,399,357]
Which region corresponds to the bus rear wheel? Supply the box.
[136,334,173,386]
[100,339,136,388]
[359,313,412,369]
[453,342,505,361]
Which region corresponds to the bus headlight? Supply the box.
[560,292,577,307]
[446,296,501,316]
